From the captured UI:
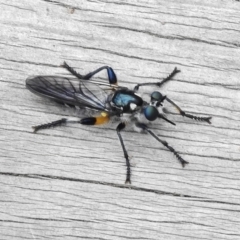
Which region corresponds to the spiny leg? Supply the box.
[165,97,212,124]
[32,118,69,133]
[32,113,110,133]
[136,123,189,167]
[116,122,131,184]
[62,61,117,84]
[134,67,180,92]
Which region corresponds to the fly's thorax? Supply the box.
[111,89,143,113]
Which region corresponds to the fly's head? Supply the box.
[143,91,175,125]
[143,91,165,121]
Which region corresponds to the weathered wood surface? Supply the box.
[1,0,240,239]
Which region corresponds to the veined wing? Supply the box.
[26,76,111,111]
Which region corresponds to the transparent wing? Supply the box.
[75,80,108,110]
[26,76,111,111]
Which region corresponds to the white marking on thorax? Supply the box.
[130,103,137,111]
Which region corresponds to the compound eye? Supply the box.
[151,91,163,101]
[144,106,158,121]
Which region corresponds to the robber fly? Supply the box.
[26,62,211,184]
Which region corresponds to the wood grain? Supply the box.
[1,0,240,239]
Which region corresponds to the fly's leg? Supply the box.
[32,113,110,133]
[134,67,180,92]
[164,97,212,124]
[62,61,117,85]
[32,118,69,133]
[136,123,189,167]
[116,122,131,184]
[32,118,86,133]
[34,116,131,183]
